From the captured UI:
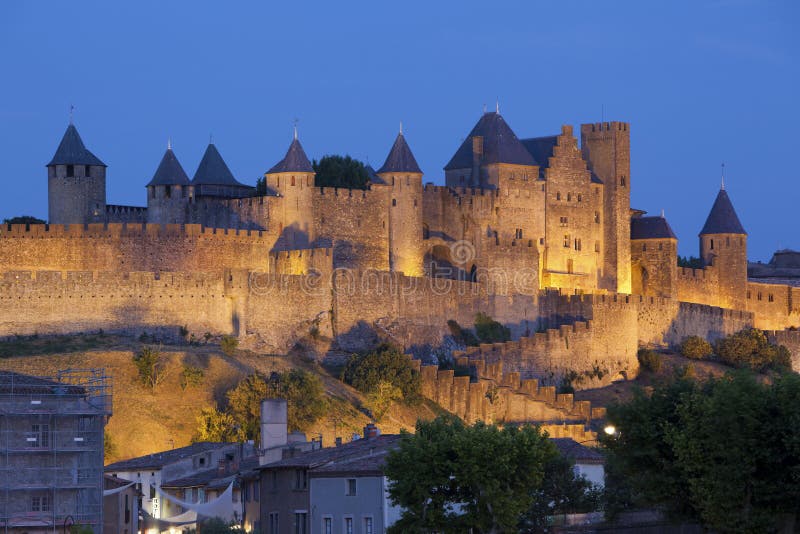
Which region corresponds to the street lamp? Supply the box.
[603,425,616,436]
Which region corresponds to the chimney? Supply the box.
[260,399,288,451]
[363,423,379,439]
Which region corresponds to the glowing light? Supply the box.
[604,425,616,436]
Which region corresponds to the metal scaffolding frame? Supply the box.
[0,369,112,533]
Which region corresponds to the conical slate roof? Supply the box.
[700,189,746,235]
[147,148,190,186]
[444,112,536,171]
[47,124,105,167]
[267,138,314,174]
[377,133,422,174]
[192,143,244,186]
[631,216,677,240]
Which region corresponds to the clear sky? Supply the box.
[0,1,796,260]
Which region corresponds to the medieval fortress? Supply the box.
[3,111,799,392]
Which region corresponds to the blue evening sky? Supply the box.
[0,1,796,260]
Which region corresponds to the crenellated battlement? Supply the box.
[0,222,271,241]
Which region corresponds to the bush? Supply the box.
[180,365,205,390]
[447,319,479,347]
[714,328,792,372]
[133,346,169,392]
[342,344,421,404]
[474,312,511,344]
[220,335,238,355]
[637,348,662,373]
[680,336,713,360]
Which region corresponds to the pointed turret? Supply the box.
[698,185,748,309]
[147,147,190,187]
[377,132,422,175]
[47,123,107,224]
[192,143,242,186]
[48,124,106,167]
[699,189,746,235]
[267,138,314,174]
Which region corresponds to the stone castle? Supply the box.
[3,111,799,395]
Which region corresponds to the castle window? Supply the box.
[414,199,417,207]
[85,165,91,177]
[559,216,568,227]
[422,224,430,239]
[620,176,626,187]
[726,237,730,247]
[757,292,762,301]
[392,199,396,207]
[642,243,647,252]
[595,241,600,252]
[165,186,171,199]
[391,177,395,186]
[541,184,545,192]
[515,229,523,239]
[540,237,545,245]
[291,176,295,186]
[594,211,600,223]
[747,291,751,299]
[567,193,572,202]
[563,234,570,248]
[769,294,774,302]
[575,238,582,251]
[66,164,74,177]
[556,192,561,201]
[710,239,714,250]
[406,177,410,186]
[577,194,582,202]
[659,242,663,250]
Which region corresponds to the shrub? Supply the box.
[447,319,479,347]
[133,347,169,392]
[714,328,792,372]
[180,365,205,390]
[342,344,421,404]
[637,348,662,373]
[474,312,511,344]
[680,336,713,360]
[220,335,238,355]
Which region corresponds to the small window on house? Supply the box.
[272,471,278,490]
[406,177,410,186]
[364,517,374,534]
[66,164,74,177]
[294,512,307,534]
[323,517,332,534]
[346,478,357,496]
[659,242,663,250]
[392,198,397,207]
[559,216,568,227]
[391,177,395,186]
[31,424,49,448]
[150,485,156,499]
[199,457,205,467]
[31,495,51,512]
[294,469,307,490]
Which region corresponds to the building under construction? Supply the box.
[0,369,112,533]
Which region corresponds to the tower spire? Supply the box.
[399,121,403,135]
[69,104,75,125]
[293,118,299,140]
[496,98,499,114]
[721,162,725,190]
[167,137,172,150]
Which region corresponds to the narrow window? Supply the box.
[567,193,572,201]
[757,292,762,301]
[346,478,357,496]
[556,192,561,201]
[323,517,332,534]
[710,239,714,250]
[768,294,774,302]
[594,211,600,223]
[563,234,570,248]
[539,237,544,245]
[364,517,374,534]
[726,237,730,247]
[66,164,74,177]
[291,176,295,186]
[595,241,600,252]
[294,512,307,534]
[344,518,354,534]
[620,176,626,187]
[577,193,582,202]
[165,185,171,199]
[643,244,647,252]
[541,184,545,191]
[747,290,751,299]
[85,165,91,177]
[392,198,397,207]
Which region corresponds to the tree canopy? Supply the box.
[385,416,597,533]
[3,215,46,225]
[313,155,371,189]
[603,371,800,532]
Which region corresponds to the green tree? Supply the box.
[474,312,511,344]
[180,364,205,390]
[104,430,117,460]
[312,155,371,189]
[132,346,169,392]
[604,372,800,531]
[226,369,328,438]
[193,406,245,443]
[255,175,267,195]
[220,335,239,355]
[636,348,662,373]
[3,215,46,225]
[679,335,713,360]
[385,416,559,534]
[364,380,403,421]
[677,256,704,269]
[341,344,421,404]
[447,319,480,347]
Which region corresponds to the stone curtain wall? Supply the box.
[766,330,800,372]
[745,281,800,330]
[0,223,274,273]
[0,270,231,337]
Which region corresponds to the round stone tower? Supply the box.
[699,185,748,310]
[47,123,107,224]
[377,128,424,277]
[146,142,192,224]
[264,132,316,249]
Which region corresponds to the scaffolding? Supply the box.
[0,369,112,533]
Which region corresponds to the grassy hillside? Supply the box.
[0,334,442,464]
